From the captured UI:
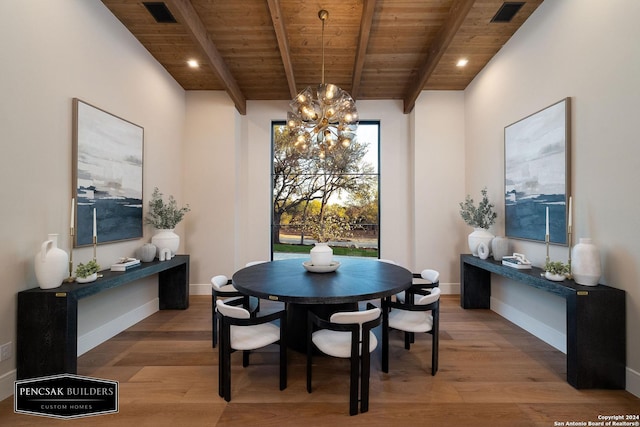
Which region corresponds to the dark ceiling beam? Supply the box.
[350,0,376,100]
[166,0,247,115]
[267,0,297,99]
[403,0,475,114]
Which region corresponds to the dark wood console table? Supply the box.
[17,255,189,379]
[460,254,625,389]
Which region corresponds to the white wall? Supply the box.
[413,91,467,292]
[182,92,238,281]
[0,0,186,399]
[464,0,640,394]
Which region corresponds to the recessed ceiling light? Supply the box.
[456,58,469,67]
[187,59,199,68]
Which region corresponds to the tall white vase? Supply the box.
[310,242,333,266]
[468,228,494,257]
[34,234,68,289]
[571,238,601,286]
[151,229,180,256]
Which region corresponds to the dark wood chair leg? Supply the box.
[432,307,439,375]
[360,352,371,413]
[217,323,224,398]
[349,352,358,416]
[242,350,250,367]
[306,315,313,393]
[212,294,218,348]
[223,346,232,402]
[280,321,287,391]
[382,298,389,373]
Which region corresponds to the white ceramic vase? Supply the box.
[468,228,494,257]
[310,242,333,266]
[491,236,510,260]
[137,243,157,262]
[571,238,601,286]
[151,229,179,256]
[34,234,68,289]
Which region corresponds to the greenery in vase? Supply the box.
[544,260,570,276]
[459,187,497,229]
[75,260,101,278]
[145,187,190,229]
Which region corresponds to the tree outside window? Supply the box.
[271,122,379,259]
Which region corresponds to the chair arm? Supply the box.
[308,311,360,333]
[383,296,439,312]
[223,297,247,307]
[214,289,243,298]
[218,309,285,327]
[411,273,439,288]
[361,313,382,333]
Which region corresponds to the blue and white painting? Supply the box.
[504,98,570,245]
[74,99,143,246]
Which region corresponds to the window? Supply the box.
[271,121,380,259]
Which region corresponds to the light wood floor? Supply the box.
[1,295,637,426]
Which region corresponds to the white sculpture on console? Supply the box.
[159,248,172,261]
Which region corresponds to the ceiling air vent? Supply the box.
[143,2,177,23]
[491,2,525,23]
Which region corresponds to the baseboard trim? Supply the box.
[626,366,640,398]
[0,369,16,402]
[77,298,159,356]
[190,283,211,295]
[490,296,567,353]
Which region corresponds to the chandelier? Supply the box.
[286,10,358,158]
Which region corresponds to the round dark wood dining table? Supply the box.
[232,257,412,352]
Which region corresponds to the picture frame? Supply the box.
[504,98,571,245]
[72,98,144,247]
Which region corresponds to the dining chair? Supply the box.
[211,274,259,348]
[396,269,440,304]
[382,286,440,375]
[216,298,287,402]
[306,304,381,416]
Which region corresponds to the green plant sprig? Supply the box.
[544,260,570,275]
[145,187,190,229]
[459,187,497,229]
[75,260,101,278]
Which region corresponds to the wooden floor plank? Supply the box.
[1,294,637,425]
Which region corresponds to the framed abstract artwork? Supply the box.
[72,98,144,247]
[504,98,571,245]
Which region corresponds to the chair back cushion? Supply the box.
[330,307,381,325]
[417,287,441,305]
[421,269,440,283]
[216,299,250,319]
[211,275,229,290]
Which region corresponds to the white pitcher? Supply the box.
[34,234,68,289]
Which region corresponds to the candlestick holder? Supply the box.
[92,236,104,279]
[545,233,550,264]
[65,227,76,282]
[566,225,573,279]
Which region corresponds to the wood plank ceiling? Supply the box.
[101,0,544,114]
